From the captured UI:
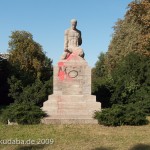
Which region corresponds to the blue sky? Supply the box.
[0,0,133,67]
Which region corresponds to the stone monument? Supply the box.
[42,19,101,124]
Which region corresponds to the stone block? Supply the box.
[41,57,101,124]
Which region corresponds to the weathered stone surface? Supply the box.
[42,94,100,116]
[41,55,101,124]
[61,19,84,60]
[53,56,91,95]
[41,19,101,124]
[41,118,98,124]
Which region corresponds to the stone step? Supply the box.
[52,102,86,108]
[41,118,98,124]
[46,115,93,119]
[43,102,100,111]
[47,95,97,103]
[44,101,86,105]
[44,109,93,115]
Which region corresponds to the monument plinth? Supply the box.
[41,19,101,124]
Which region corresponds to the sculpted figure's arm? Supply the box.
[78,30,82,46]
[64,30,68,52]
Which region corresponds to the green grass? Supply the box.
[0,118,150,150]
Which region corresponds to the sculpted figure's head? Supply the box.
[71,19,77,30]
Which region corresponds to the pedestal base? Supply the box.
[41,94,101,124]
[41,118,98,124]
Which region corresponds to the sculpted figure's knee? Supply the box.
[61,52,68,60]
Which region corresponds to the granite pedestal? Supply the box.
[41,55,101,124]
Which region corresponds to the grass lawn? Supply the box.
[0,118,150,150]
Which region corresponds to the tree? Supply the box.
[92,53,113,108]
[93,0,150,126]
[92,53,107,78]
[93,0,150,106]
[0,31,53,124]
[8,30,53,82]
[0,58,11,105]
[8,77,52,106]
[105,0,150,72]
[111,52,150,105]
[7,30,53,105]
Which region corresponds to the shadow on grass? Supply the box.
[129,144,150,150]
[92,147,114,150]
[15,144,47,150]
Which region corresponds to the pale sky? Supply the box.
[0,0,133,67]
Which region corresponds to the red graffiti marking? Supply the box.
[66,52,78,61]
[58,62,64,67]
[58,70,65,80]
[58,52,80,81]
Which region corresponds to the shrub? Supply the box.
[94,104,149,126]
[124,103,149,125]
[94,105,126,126]
[134,100,150,116]
[8,77,52,106]
[0,102,46,124]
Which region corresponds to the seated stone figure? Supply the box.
[61,19,84,60]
